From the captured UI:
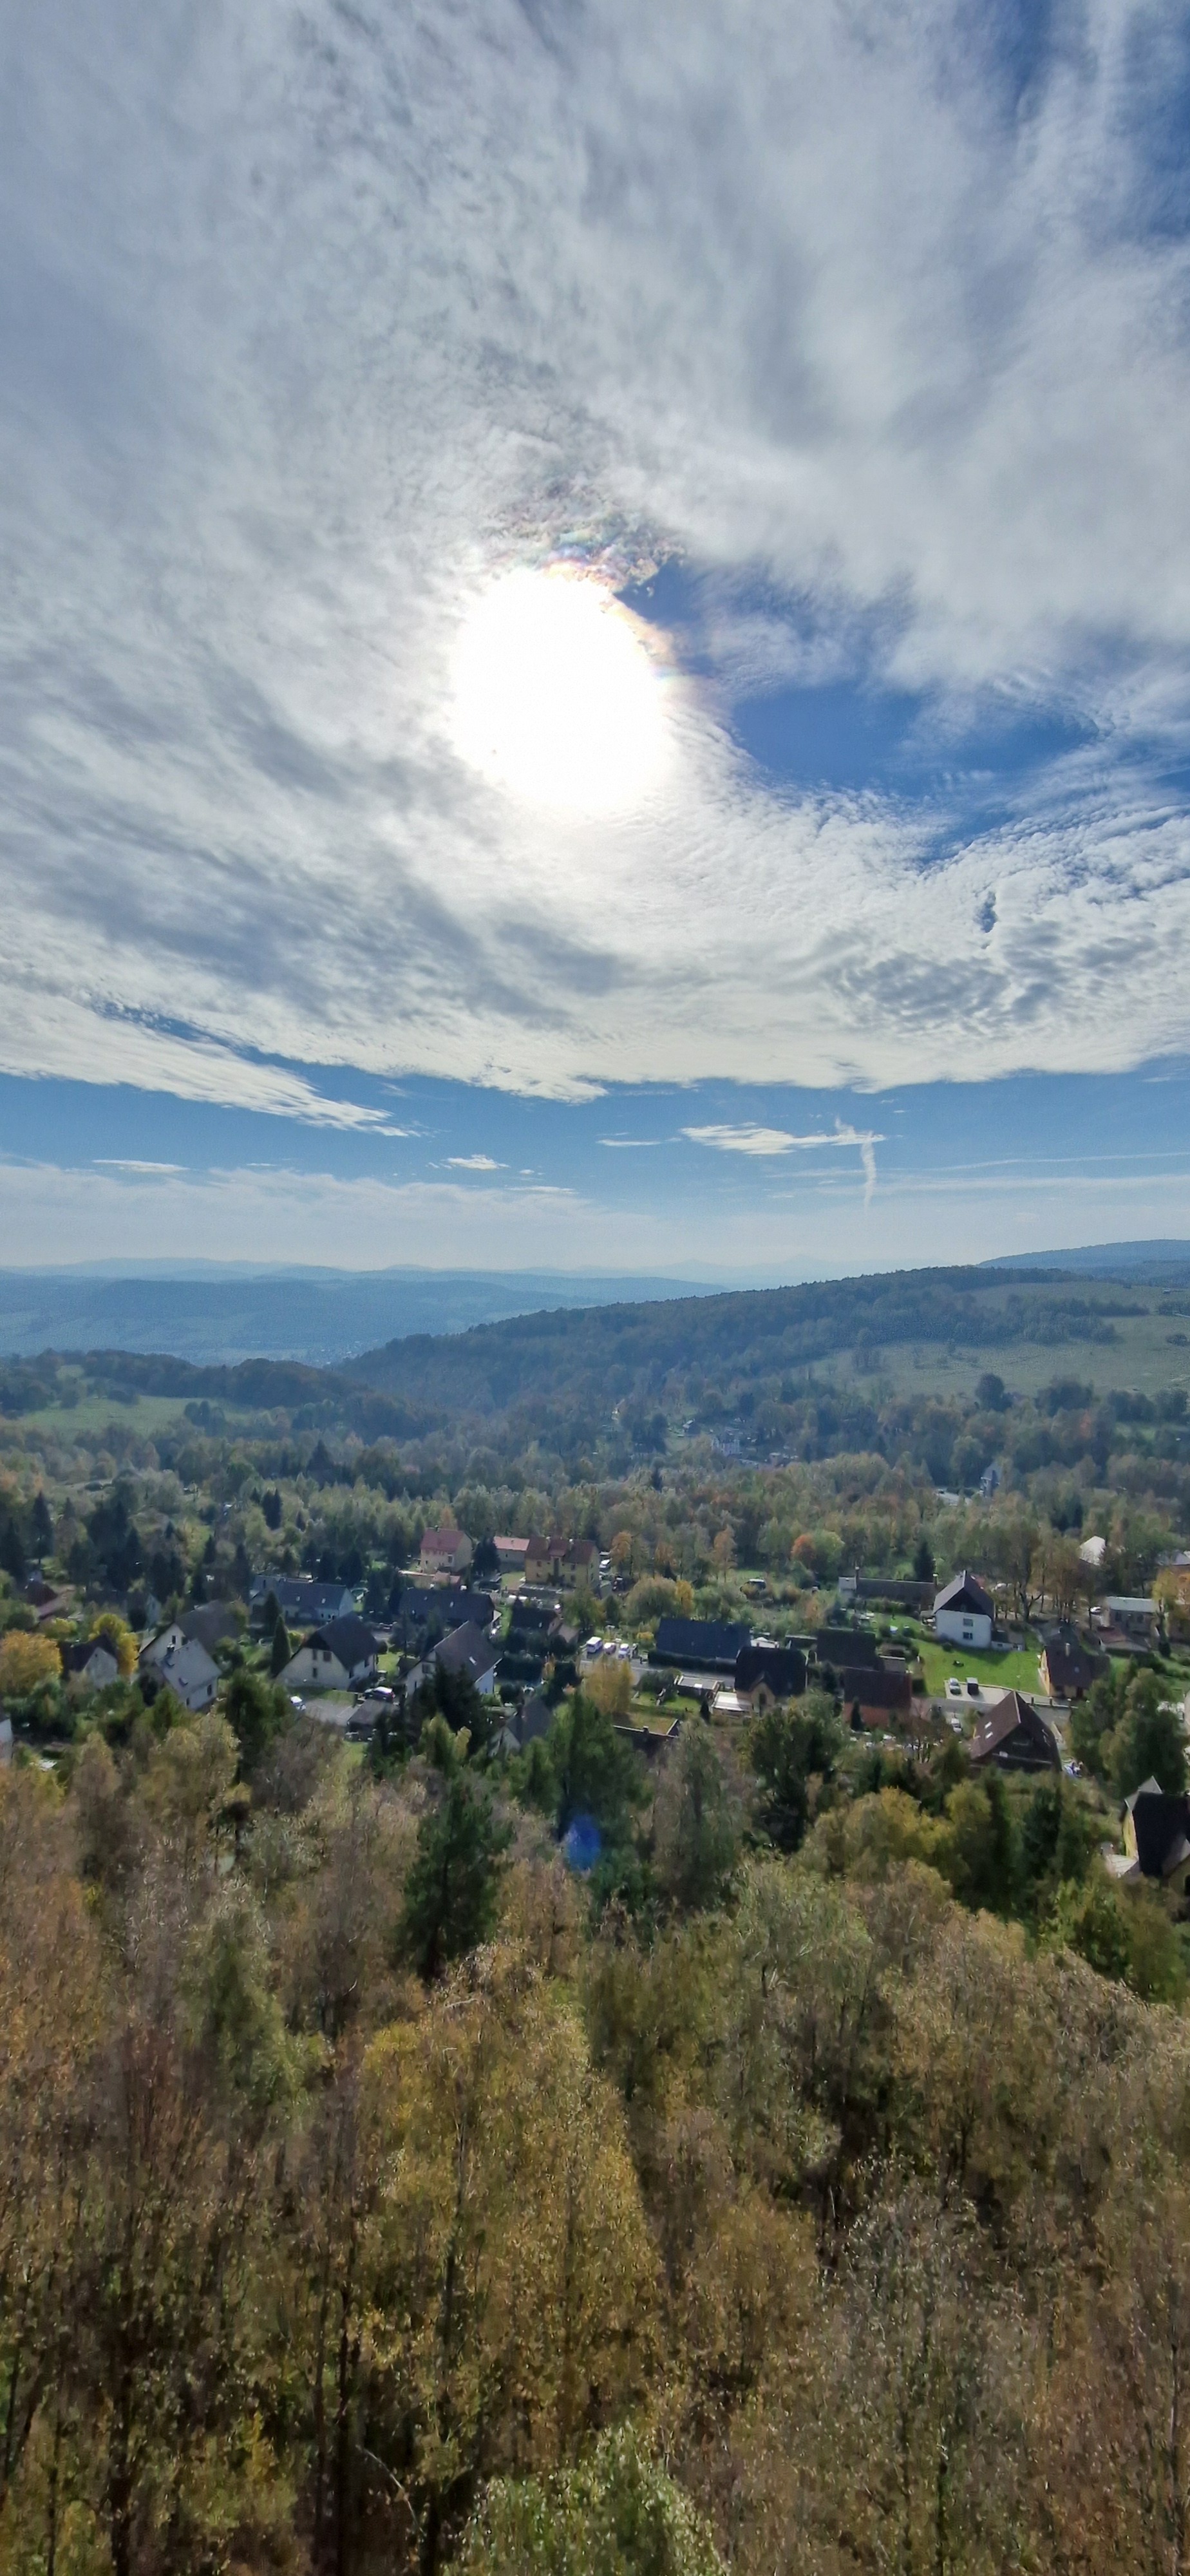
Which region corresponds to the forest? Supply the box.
[9,1669,1190,2576]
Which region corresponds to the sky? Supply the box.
[3,0,1190,1278]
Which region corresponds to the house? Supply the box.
[493,1535,531,1574]
[733,1644,807,1710]
[934,1571,996,1649]
[409,1622,501,1698]
[815,1626,881,1670]
[522,1534,552,1582]
[652,1617,751,1672]
[62,1636,120,1692]
[1038,1624,1106,1702]
[25,1580,75,1625]
[140,1619,187,1669]
[419,1528,473,1577]
[1115,1780,1190,1898]
[142,1636,220,1714]
[281,1617,379,1693]
[493,1693,554,1755]
[568,1538,600,1586]
[389,1584,493,1647]
[838,1667,914,1725]
[968,1690,1059,1772]
[507,1596,563,1638]
[1093,1596,1162,1647]
[180,1602,241,1657]
[249,1575,356,1626]
[838,1572,936,1611]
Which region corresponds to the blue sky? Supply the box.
[3,0,1190,1276]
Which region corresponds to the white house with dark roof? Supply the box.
[933,1570,995,1649]
[280,1617,379,1692]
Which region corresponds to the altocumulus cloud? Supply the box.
[3,0,1190,1112]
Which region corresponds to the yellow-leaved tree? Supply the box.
[359,1952,659,2568]
[0,1629,61,1697]
[88,1609,138,1677]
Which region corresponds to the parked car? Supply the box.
[945,1677,964,1698]
[585,1636,604,1656]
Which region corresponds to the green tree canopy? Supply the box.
[399,1774,511,1980]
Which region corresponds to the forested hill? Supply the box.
[346,1264,1167,1418]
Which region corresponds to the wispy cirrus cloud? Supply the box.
[685,1120,883,1200]
[446,1153,505,1171]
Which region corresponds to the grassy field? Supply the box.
[8,1392,256,1441]
[837,1300,1190,1403]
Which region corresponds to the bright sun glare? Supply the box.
[452,565,670,814]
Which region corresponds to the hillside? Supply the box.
[346,1260,1190,1423]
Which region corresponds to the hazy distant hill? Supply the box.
[986,1240,1190,1281]
[0,1265,710,1366]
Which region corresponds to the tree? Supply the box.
[471,1534,499,1582]
[1109,1674,1187,1800]
[550,1691,639,1842]
[0,1515,26,1586]
[0,1629,61,1697]
[458,2427,722,2576]
[942,1774,1015,1915]
[749,1691,841,1853]
[654,1725,740,1913]
[29,1492,53,1563]
[269,1617,292,1678]
[225,1667,288,1774]
[398,1775,511,1978]
[585,1658,633,1719]
[912,1533,935,1582]
[1070,1665,1126,1779]
[262,1487,283,1530]
[89,1609,138,1677]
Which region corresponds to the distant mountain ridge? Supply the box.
[985,1240,1190,1280]
[0,1265,712,1366]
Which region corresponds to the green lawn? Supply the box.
[916,1636,1046,1696]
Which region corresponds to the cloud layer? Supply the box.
[3,0,1190,1112]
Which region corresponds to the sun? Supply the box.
[451,564,671,813]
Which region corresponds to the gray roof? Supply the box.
[934,1570,995,1618]
[305,1616,379,1669]
[254,1576,355,1620]
[654,1617,751,1669]
[435,1621,500,1684]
